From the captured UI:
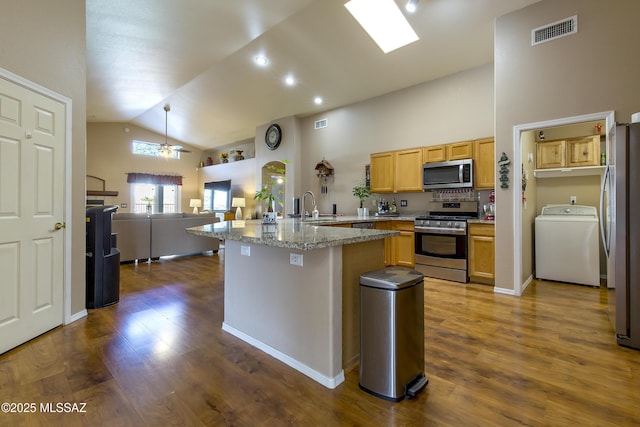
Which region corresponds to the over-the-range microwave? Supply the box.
[422,159,474,190]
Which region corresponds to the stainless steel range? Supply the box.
[414,201,478,283]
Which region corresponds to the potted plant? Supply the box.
[352,182,371,217]
[254,160,287,222]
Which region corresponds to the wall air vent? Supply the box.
[314,118,328,129]
[531,15,577,46]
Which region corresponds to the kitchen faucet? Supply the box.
[301,191,318,220]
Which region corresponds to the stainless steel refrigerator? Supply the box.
[601,122,640,350]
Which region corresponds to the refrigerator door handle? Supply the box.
[599,165,610,258]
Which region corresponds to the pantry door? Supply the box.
[0,73,66,354]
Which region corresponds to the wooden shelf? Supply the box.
[533,165,605,179]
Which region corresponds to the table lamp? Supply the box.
[232,197,246,220]
[189,198,202,214]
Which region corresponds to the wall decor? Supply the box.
[498,152,510,189]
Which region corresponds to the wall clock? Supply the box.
[265,124,282,150]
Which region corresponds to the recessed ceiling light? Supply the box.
[284,75,296,86]
[314,97,323,105]
[345,0,419,53]
[405,0,418,13]
[254,56,268,66]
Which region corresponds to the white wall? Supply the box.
[495,0,640,292]
[0,1,86,315]
[87,123,203,212]
[298,64,495,215]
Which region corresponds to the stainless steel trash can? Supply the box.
[359,267,428,401]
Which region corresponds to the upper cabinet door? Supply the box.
[474,137,495,189]
[536,140,566,169]
[448,141,474,160]
[566,135,601,167]
[423,145,447,163]
[394,148,423,192]
[370,151,395,193]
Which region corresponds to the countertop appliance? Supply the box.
[602,122,640,350]
[535,204,599,287]
[422,159,473,191]
[414,201,478,283]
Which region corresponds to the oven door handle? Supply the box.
[415,226,466,236]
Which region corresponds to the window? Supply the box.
[132,140,180,159]
[131,183,180,213]
[204,180,231,213]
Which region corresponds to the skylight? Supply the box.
[345,0,419,54]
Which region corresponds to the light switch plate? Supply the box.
[241,245,250,256]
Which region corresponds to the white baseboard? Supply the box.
[494,287,517,296]
[222,322,345,389]
[66,309,87,324]
[521,275,533,293]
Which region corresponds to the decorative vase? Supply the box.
[206,157,213,166]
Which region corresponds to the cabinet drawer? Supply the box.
[468,223,494,237]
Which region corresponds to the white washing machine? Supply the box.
[535,204,600,287]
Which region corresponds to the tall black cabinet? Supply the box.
[86,205,120,308]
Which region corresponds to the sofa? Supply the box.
[112,212,220,262]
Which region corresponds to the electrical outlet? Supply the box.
[570,196,577,205]
[290,253,303,266]
[400,200,408,207]
[241,245,250,256]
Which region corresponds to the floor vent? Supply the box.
[532,15,577,46]
[315,118,328,129]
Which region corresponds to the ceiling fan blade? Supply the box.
[176,148,192,153]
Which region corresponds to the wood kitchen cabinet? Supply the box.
[392,221,415,268]
[474,137,495,189]
[375,220,414,267]
[448,141,474,160]
[536,140,566,169]
[566,135,601,167]
[370,148,422,193]
[423,145,447,163]
[536,135,601,169]
[370,152,395,193]
[468,223,495,284]
[375,221,393,266]
[394,148,423,192]
[424,141,474,163]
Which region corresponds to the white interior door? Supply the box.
[0,75,65,354]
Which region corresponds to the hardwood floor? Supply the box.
[1,252,639,426]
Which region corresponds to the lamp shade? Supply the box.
[232,197,245,220]
[189,198,202,214]
[231,197,246,208]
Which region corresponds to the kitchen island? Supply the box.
[187,218,398,388]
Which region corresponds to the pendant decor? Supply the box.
[498,152,511,189]
[315,158,334,195]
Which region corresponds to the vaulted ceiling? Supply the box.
[86,0,540,150]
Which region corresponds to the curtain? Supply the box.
[126,173,183,185]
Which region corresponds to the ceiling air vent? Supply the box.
[532,15,577,46]
[314,118,328,129]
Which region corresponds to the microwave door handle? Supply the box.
[459,164,464,183]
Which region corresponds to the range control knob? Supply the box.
[447,221,452,228]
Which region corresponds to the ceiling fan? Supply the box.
[159,104,191,157]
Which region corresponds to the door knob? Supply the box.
[54,222,66,230]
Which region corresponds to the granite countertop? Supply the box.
[186,218,399,251]
[307,214,417,223]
